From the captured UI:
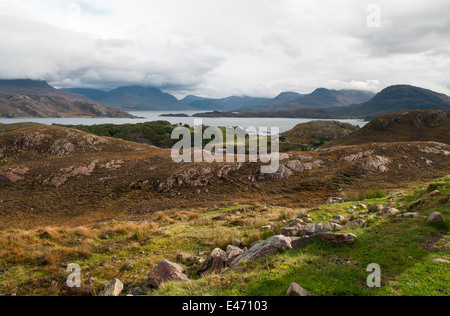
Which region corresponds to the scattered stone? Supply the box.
[176,253,191,263]
[123,262,136,271]
[432,258,449,263]
[286,282,310,297]
[358,203,368,210]
[399,212,418,219]
[428,212,445,223]
[232,239,242,247]
[369,205,384,213]
[99,279,124,297]
[131,287,144,296]
[147,260,189,288]
[346,219,366,227]
[198,248,227,276]
[333,215,345,223]
[325,197,344,205]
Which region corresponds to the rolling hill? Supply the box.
[345,85,450,120]
[334,109,450,146]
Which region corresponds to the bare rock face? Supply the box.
[99,279,124,297]
[198,248,227,277]
[341,151,374,162]
[262,160,325,180]
[286,282,310,297]
[147,260,189,288]
[428,212,445,224]
[361,156,391,173]
[157,164,242,193]
[230,235,292,267]
[0,168,28,183]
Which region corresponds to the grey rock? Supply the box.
[286,282,310,296]
[428,212,445,223]
[231,235,292,267]
[100,279,123,297]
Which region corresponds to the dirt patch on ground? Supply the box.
[421,235,450,252]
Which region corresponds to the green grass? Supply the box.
[0,177,448,296]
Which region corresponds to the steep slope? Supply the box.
[67,86,190,111]
[0,95,136,118]
[349,85,450,120]
[335,110,450,146]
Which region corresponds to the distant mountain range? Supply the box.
[2,79,450,120]
[65,86,188,111]
[0,80,135,118]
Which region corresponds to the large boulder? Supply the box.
[231,235,292,267]
[148,260,189,287]
[315,233,356,246]
[297,222,343,237]
[428,212,445,224]
[198,248,227,276]
[325,197,344,205]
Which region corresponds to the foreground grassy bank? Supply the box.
[0,177,448,296]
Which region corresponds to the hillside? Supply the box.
[0,125,448,296]
[0,95,136,118]
[348,85,450,120]
[280,121,360,151]
[335,110,450,146]
[0,80,136,118]
[66,86,191,111]
[0,79,90,102]
[0,125,449,230]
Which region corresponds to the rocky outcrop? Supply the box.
[263,160,325,180]
[157,164,242,193]
[0,167,29,184]
[147,260,189,288]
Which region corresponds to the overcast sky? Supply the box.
[0,0,449,98]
